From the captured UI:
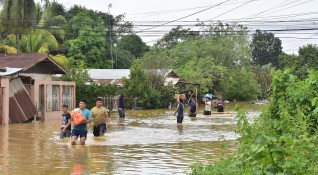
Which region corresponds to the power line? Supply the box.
[135,0,232,33]
[125,0,258,16]
[253,0,314,19]
[205,0,257,22]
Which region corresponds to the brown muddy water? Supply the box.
[0,102,263,175]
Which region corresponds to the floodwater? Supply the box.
[0,102,263,175]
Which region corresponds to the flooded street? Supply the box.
[0,103,262,175]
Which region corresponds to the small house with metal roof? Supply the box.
[0,53,75,124]
[87,69,181,87]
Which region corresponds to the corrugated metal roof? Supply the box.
[87,69,130,80]
[0,53,66,74]
[9,78,37,123]
[0,67,22,76]
[87,69,177,80]
[164,77,180,86]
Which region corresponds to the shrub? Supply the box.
[191,69,318,175]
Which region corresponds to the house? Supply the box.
[87,69,180,86]
[0,53,75,124]
[87,69,130,86]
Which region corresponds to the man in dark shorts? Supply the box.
[174,95,184,123]
[91,98,111,137]
[188,97,197,117]
[60,105,71,139]
[71,99,91,145]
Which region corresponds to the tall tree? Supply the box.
[168,23,259,100]
[67,12,110,68]
[155,26,199,49]
[278,44,318,79]
[1,0,36,53]
[117,34,148,58]
[251,29,282,67]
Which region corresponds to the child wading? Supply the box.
[174,95,184,123]
[60,105,71,139]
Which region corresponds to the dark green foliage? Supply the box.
[158,83,179,108]
[220,69,260,101]
[251,29,282,67]
[117,35,149,58]
[76,84,116,109]
[191,70,318,174]
[67,12,110,68]
[155,26,199,49]
[279,44,318,79]
[166,23,260,101]
[114,48,135,69]
[123,60,163,109]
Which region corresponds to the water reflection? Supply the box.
[177,124,184,134]
[70,146,89,175]
[0,103,261,175]
[0,125,9,175]
[117,117,125,131]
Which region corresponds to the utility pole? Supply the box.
[114,43,118,69]
[108,3,113,69]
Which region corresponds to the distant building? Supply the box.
[0,53,75,124]
[87,69,130,87]
[87,69,180,87]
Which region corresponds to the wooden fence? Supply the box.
[99,96,138,111]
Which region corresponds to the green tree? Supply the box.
[67,12,110,68]
[298,44,318,70]
[251,29,282,67]
[117,34,148,58]
[155,26,199,49]
[114,48,135,69]
[21,29,59,53]
[123,60,161,109]
[1,0,36,53]
[253,64,273,99]
[38,2,67,43]
[140,49,174,90]
[278,44,318,79]
[220,69,260,101]
[60,57,91,85]
[169,23,253,95]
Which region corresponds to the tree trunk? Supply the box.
[16,33,20,53]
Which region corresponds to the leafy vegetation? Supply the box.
[191,69,318,174]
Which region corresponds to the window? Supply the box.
[62,86,74,110]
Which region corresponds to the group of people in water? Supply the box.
[60,95,125,145]
[174,94,225,123]
[60,94,224,145]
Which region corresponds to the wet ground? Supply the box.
[0,102,263,175]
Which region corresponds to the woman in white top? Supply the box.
[204,97,212,115]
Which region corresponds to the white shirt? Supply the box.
[205,101,211,111]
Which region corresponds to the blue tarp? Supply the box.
[204,93,213,99]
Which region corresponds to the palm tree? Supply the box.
[21,29,59,53]
[38,1,67,42]
[38,15,66,42]
[1,0,36,53]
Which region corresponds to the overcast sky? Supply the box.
[36,0,318,54]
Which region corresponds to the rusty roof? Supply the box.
[0,53,66,74]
